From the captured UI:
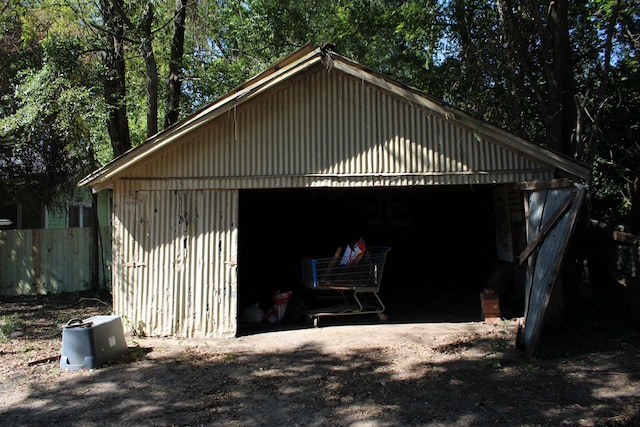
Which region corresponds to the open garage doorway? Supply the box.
[237,186,499,332]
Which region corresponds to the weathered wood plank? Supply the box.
[518,192,577,265]
[515,178,575,191]
[0,227,112,295]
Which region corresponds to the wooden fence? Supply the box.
[0,227,112,295]
[588,224,640,321]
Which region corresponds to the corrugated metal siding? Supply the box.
[125,68,552,189]
[109,65,555,338]
[112,181,238,338]
[0,227,112,295]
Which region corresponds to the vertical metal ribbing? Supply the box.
[255,102,263,176]
[234,107,243,177]
[313,71,322,173]
[148,191,159,334]
[332,71,340,175]
[453,122,461,173]
[462,127,470,173]
[112,183,239,338]
[411,108,420,173]
[471,130,479,173]
[415,111,423,174]
[334,76,342,174]
[446,121,455,173]
[248,100,258,177]
[426,111,433,173]
[351,75,361,174]
[390,97,400,174]
[275,89,283,176]
[318,71,327,174]
[340,74,348,175]
[288,83,297,175]
[194,191,206,335]
[107,67,563,339]
[127,68,553,187]
[343,74,353,174]
[441,119,449,173]
[364,83,374,174]
[437,115,445,174]
[482,135,491,175]
[301,77,312,174]
[320,72,330,174]
[407,103,416,173]
[455,126,464,173]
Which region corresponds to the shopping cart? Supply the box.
[301,246,391,327]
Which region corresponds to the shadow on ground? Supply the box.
[2,330,639,426]
[1,290,639,426]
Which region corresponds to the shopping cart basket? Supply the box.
[301,246,391,327]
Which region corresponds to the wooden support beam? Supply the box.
[515,179,575,191]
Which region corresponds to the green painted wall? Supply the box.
[46,189,112,229]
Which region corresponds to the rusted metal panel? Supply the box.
[0,227,112,295]
[123,69,552,190]
[112,181,238,338]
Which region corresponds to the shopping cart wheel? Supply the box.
[313,317,320,328]
[377,313,389,322]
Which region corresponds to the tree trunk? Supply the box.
[101,0,131,157]
[164,0,187,128]
[140,1,158,138]
[545,0,577,156]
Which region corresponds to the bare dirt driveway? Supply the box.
[0,293,638,426]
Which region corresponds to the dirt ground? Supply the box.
[0,292,638,427]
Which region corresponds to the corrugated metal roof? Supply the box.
[79,45,590,192]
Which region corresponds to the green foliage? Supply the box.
[0,2,43,117]
[433,0,639,225]
[0,314,25,340]
[0,32,110,207]
[591,55,640,225]
[1,0,638,227]
[183,0,442,111]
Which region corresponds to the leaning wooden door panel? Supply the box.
[521,184,587,357]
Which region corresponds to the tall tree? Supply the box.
[0,35,109,208]
[447,0,638,228]
[99,0,132,157]
[591,54,640,230]
[441,1,634,161]
[140,0,159,137]
[165,0,187,128]
[4,0,637,233]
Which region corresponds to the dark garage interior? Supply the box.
[237,185,502,330]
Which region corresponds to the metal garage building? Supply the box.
[80,45,590,344]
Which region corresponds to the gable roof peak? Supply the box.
[79,44,590,191]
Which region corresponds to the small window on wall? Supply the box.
[68,204,93,228]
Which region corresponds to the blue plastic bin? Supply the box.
[59,315,127,370]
